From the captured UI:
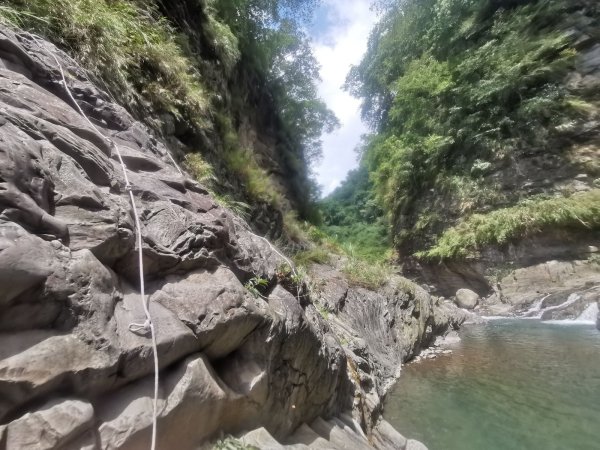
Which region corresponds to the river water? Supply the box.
[384,319,600,450]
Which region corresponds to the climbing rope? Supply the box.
[252,232,297,278]
[166,151,184,175]
[25,31,160,450]
[20,28,307,450]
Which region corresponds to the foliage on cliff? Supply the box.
[320,164,391,262]
[417,189,600,260]
[340,0,600,259]
[0,0,335,223]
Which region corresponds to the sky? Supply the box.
[309,0,378,196]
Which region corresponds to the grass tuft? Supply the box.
[0,0,209,128]
[418,189,600,261]
[292,247,330,267]
[184,153,216,186]
[340,243,392,289]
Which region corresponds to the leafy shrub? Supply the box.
[244,276,269,298]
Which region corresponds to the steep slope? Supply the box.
[0,25,463,449]
[0,25,349,446]
[0,0,335,240]
[342,0,600,311]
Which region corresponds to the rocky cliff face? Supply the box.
[152,0,318,231]
[307,264,466,435]
[0,26,461,449]
[406,6,600,313]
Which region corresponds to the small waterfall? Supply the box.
[540,296,598,325]
[518,293,598,325]
[522,294,551,318]
[575,303,599,324]
[540,293,581,316]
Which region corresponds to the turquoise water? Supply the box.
[384,320,600,450]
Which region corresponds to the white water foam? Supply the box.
[577,302,599,322]
[481,315,513,321]
[486,293,599,326]
[478,291,599,325]
[544,302,598,325]
[539,293,581,315]
[522,294,551,318]
[542,320,596,325]
[544,302,599,325]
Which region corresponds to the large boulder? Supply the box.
[0,399,95,450]
[455,288,480,309]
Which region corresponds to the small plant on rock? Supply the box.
[213,436,258,450]
[244,276,269,299]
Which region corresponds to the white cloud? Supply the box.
[311,0,378,196]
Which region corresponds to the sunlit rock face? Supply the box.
[0,24,461,450]
[0,25,352,448]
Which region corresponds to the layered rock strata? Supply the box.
[0,26,461,449]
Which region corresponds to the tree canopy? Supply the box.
[212,0,338,167]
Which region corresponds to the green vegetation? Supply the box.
[292,247,330,267]
[294,223,392,288]
[211,0,338,218]
[315,303,330,320]
[0,0,208,125]
[320,165,392,262]
[339,0,600,258]
[184,154,216,187]
[0,0,336,234]
[418,190,600,260]
[244,276,269,298]
[213,436,258,450]
[341,251,392,290]
[214,113,285,209]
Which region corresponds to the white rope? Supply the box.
[166,151,184,175]
[25,32,159,450]
[252,232,297,278]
